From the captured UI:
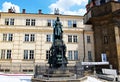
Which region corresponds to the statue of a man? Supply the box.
[53,17,63,40]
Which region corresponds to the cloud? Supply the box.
[49,0,87,16]
[0,2,20,13]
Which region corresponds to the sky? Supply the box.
[0,0,88,16]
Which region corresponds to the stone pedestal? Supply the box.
[43,68,73,77]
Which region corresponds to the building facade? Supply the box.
[84,1,120,71]
[0,10,94,73]
[86,0,120,11]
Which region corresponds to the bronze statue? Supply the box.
[53,17,63,40]
[48,17,68,69]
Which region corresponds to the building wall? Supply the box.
[0,12,94,73]
[84,1,120,71]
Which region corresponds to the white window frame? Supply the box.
[74,51,78,60]
[68,20,72,28]
[31,19,36,26]
[0,49,11,59]
[47,19,55,27]
[68,20,77,28]
[73,35,78,43]
[68,35,78,43]
[68,35,72,42]
[87,36,91,43]
[46,34,52,42]
[24,50,34,60]
[24,34,35,42]
[26,19,36,26]
[5,18,14,25]
[88,51,92,62]
[68,51,73,60]
[3,33,13,41]
[46,50,51,60]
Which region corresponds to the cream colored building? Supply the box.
[0,10,94,73]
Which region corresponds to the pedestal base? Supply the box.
[43,68,74,77]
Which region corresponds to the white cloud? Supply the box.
[0,2,20,13]
[49,0,87,16]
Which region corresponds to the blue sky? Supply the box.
[0,0,87,16]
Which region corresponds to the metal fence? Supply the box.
[0,62,85,79]
[34,62,85,80]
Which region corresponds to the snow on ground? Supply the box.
[0,75,21,82]
[83,76,102,82]
[0,73,33,82]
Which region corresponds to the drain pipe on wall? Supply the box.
[83,30,86,62]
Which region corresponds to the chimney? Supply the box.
[38,9,42,14]
[22,9,26,14]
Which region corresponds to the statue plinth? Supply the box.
[44,68,74,77]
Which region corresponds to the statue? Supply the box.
[53,17,63,40]
[48,17,68,69]
[34,17,74,79]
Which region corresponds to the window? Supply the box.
[29,50,34,59]
[47,20,51,26]
[87,36,91,43]
[7,50,11,59]
[24,50,34,60]
[52,20,55,26]
[3,33,13,41]
[46,50,51,60]
[68,35,72,42]
[104,36,108,44]
[24,34,35,42]
[8,34,13,41]
[46,34,52,42]
[68,35,78,43]
[30,34,35,41]
[24,50,28,59]
[26,19,36,26]
[0,49,11,59]
[26,19,30,26]
[73,35,77,43]
[3,34,7,41]
[10,19,14,25]
[31,19,36,26]
[25,34,29,41]
[74,51,78,60]
[68,51,73,60]
[68,20,77,28]
[5,18,9,25]
[88,51,92,62]
[68,20,72,27]
[73,20,77,27]
[1,50,5,59]
[68,50,79,61]
[5,18,14,25]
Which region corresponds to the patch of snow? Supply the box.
[83,76,102,82]
[0,75,21,82]
[0,73,33,82]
